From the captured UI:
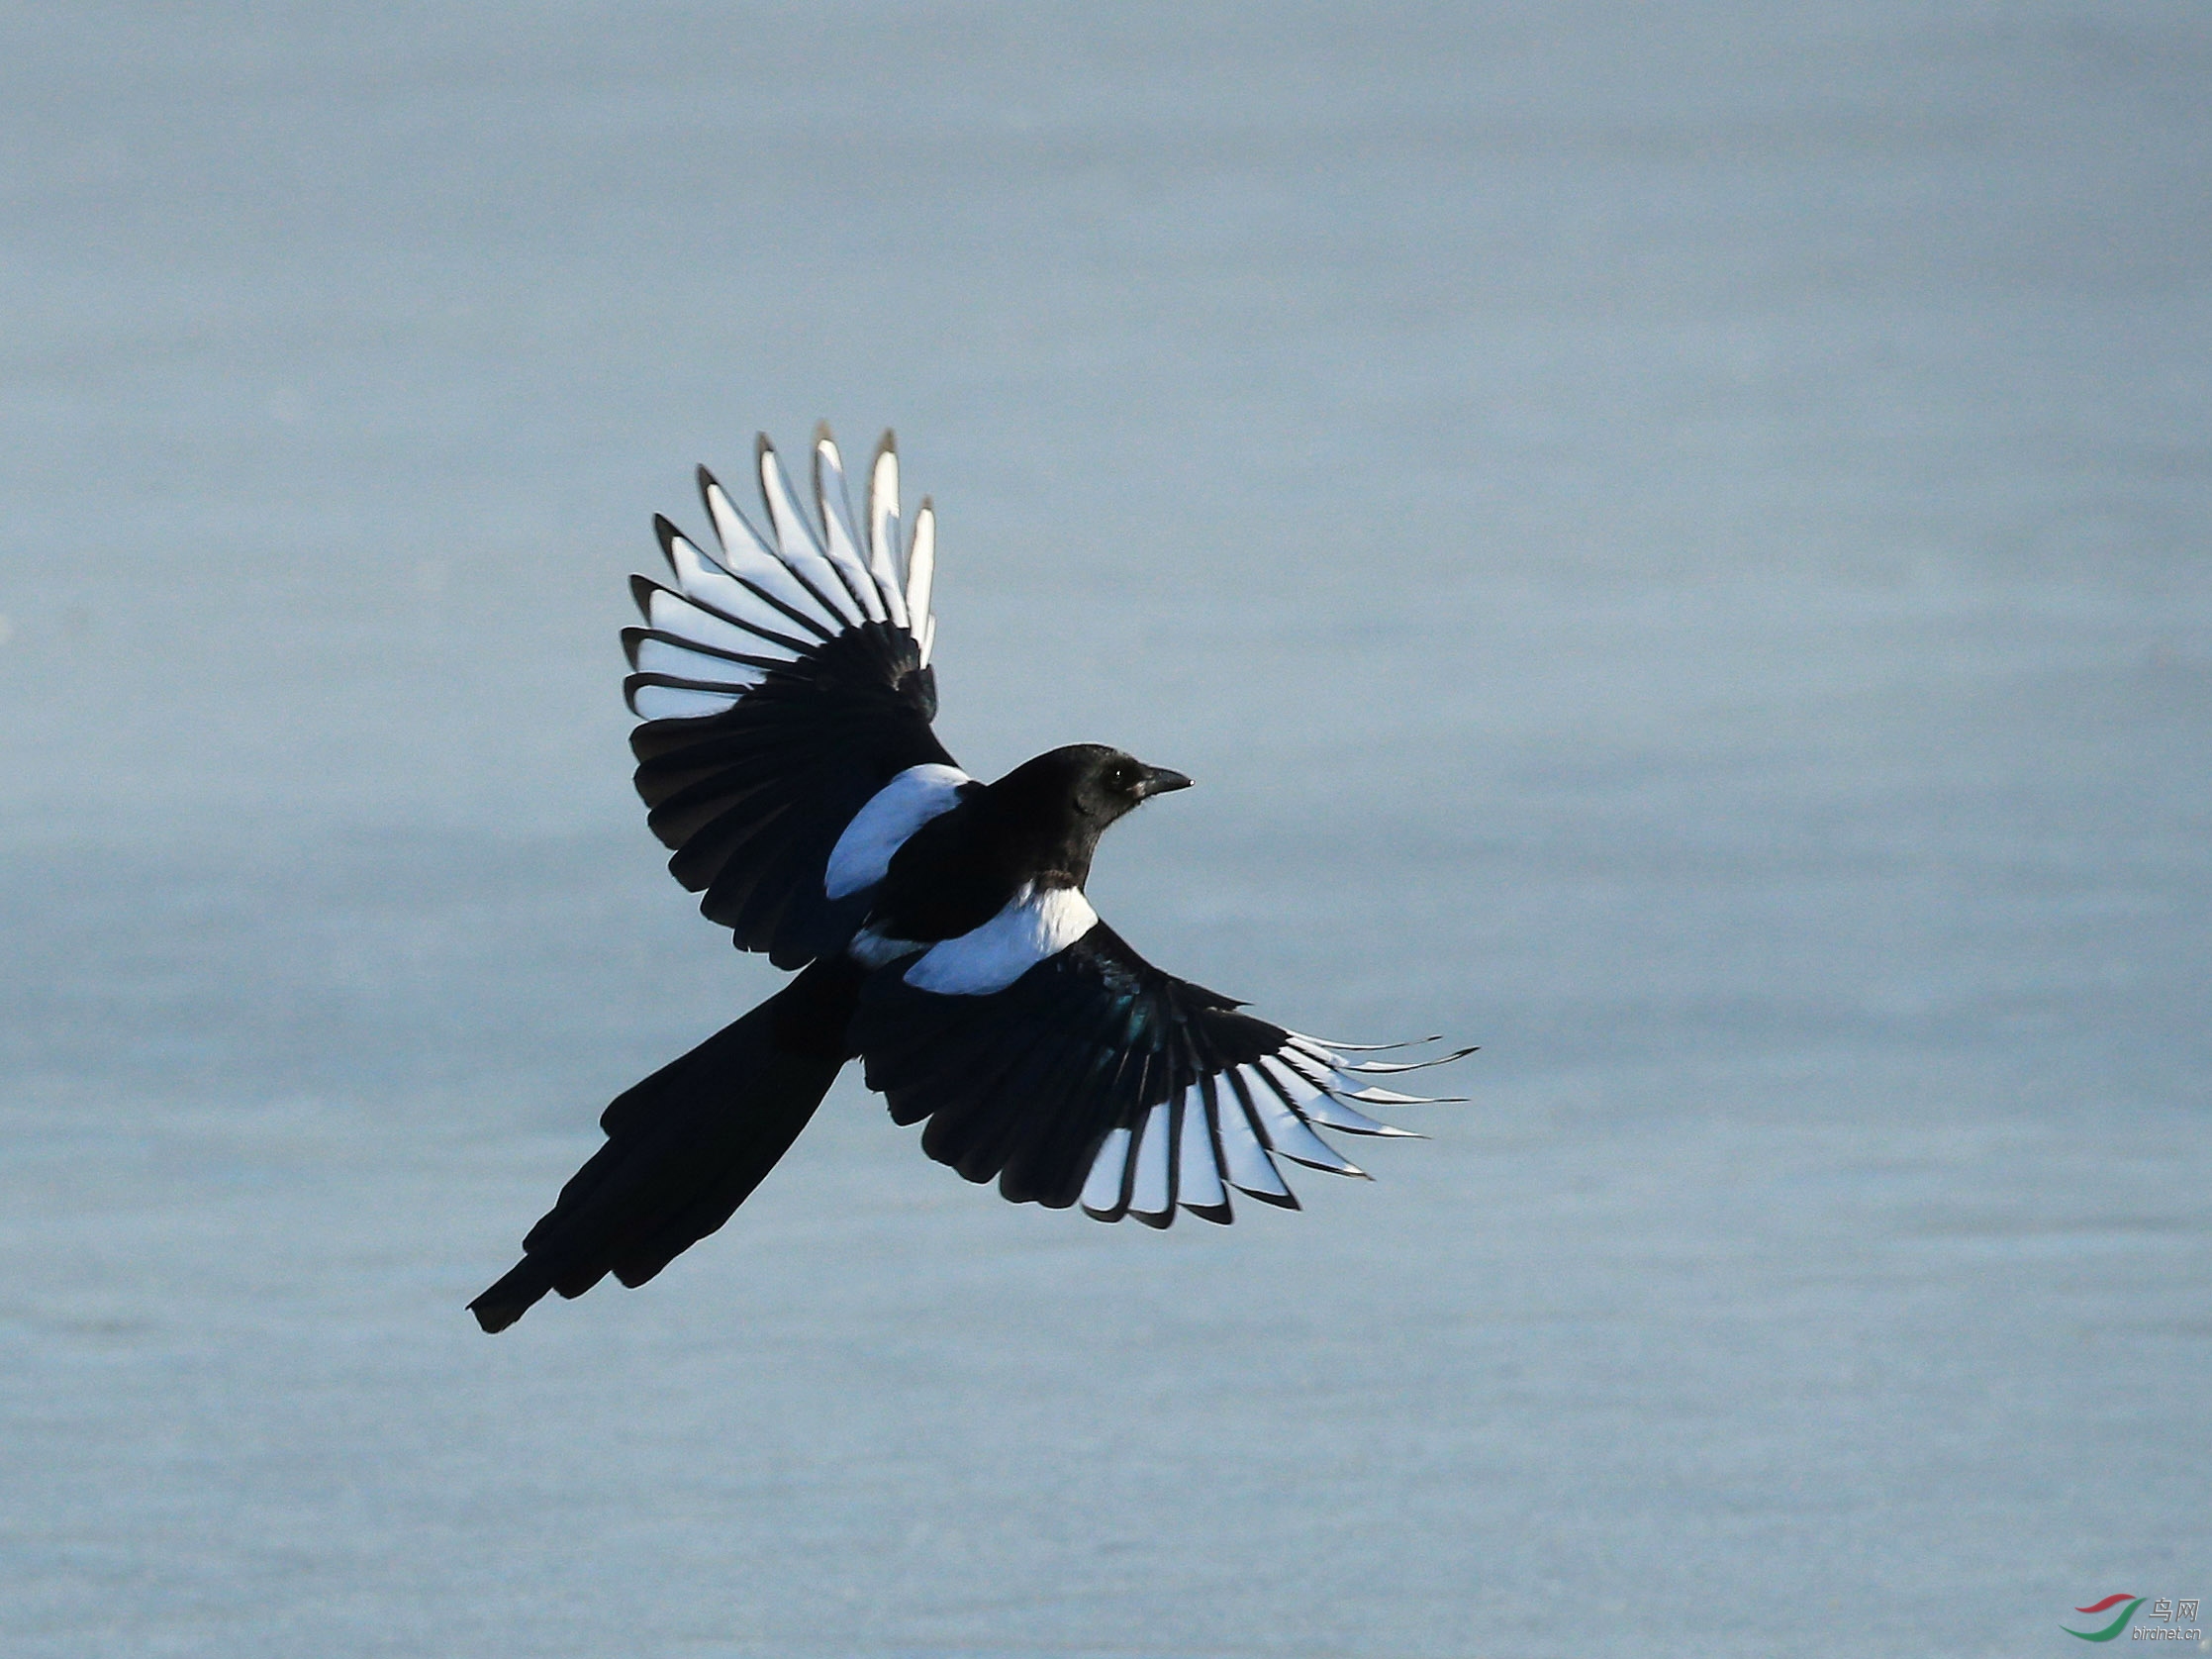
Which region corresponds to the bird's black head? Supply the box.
[989,743,1194,885]
[1035,742,1193,824]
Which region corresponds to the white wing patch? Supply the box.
[823,763,973,900]
[1127,1101,1175,1223]
[697,480,840,635]
[1078,1125,1133,1214]
[642,588,805,660]
[756,438,866,627]
[630,427,941,723]
[1079,1033,1474,1226]
[630,682,744,722]
[1210,1074,1292,1203]
[903,884,1100,996]
[908,504,936,664]
[630,635,771,688]
[1176,1088,1228,1215]
[865,439,910,631]
[809,429,888,624]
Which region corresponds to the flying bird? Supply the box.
[470,428,1469,1332]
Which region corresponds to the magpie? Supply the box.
[470,427,1470,1332]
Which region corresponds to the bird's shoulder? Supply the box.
[862,774,1080,947]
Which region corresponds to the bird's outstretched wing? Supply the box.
[625,429,966,967]
[852,908,1471,1226]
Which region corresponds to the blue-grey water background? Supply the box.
[2,5,2206,1656]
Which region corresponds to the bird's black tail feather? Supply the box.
[470,956,861,1333]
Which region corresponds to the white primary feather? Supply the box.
[1300,1094,1419,1137]
[812,431,890,623]
[902,884,1099,996]
[1288,1030,1448,1053]
[906,501,936,640]
[1128,1102,1174,1221]
[1256,1066,1406,1158]
[644,589,802,661]
[1255,1054,1326,1109]
[1281,1032,1466,1109]
[1177,1089,1227,1212]
[698,474,841,633]
[1335,1048,1479,1075]
[823,763,972,900]
[628,682,741,722]
[1210,1075,1290,1199]
[1264,1049,1426,1131]
[1080,1125,1133,1217]
[1242,1067,1364,1176]
[663,530,814,645]
[630,636,768,690]
[865,437,911,630]
[757,440,865,627]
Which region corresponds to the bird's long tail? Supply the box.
[469,956,861,1333]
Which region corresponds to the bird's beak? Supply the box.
[1136,766,1194,799]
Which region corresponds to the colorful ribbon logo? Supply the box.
[2063,1595,2146,1642]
